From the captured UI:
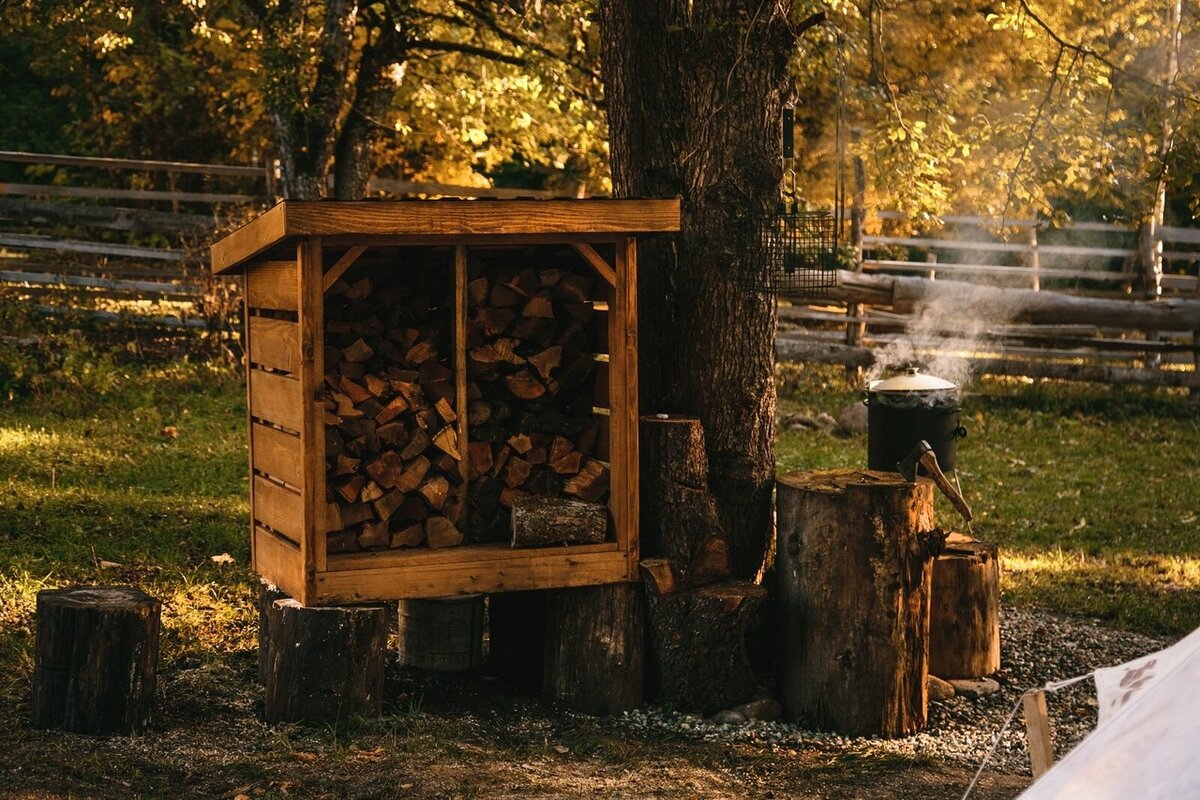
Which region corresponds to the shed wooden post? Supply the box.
[776,469,940,737]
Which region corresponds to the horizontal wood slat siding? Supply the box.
[252,525,304,599]
[253,476,303,544]
[251,423,302,487]
[245,260,297,311]
[249,368,303,432]
[248,316,300,374]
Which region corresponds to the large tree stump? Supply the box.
[32,586,161,734]
[776,470,943,737]
[397,595,484,672]
[263,599,388,724]
[487,590,546,691]
[544,582,643,715]
[640,559,765,714]
[638,415,729,586]
[929,536,1001,679]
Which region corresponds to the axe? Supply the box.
[896,440,974,523]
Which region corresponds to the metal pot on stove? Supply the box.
[865,368,967,473]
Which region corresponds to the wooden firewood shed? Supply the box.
[212,198,680,605]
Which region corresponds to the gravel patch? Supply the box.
[618,607,1169,775]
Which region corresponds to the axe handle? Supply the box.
[918,451,974,523]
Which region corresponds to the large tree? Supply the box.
[599,1,800,578]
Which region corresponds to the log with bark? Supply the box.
[32,586,161,734]
[640,559,765,714]
[263,598,389,723]
[929,534,1001,680]
[775,469,944,737]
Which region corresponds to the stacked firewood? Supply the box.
[464,260,609,542]
[322,269,466,554]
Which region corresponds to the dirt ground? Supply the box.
[0,656,1028,800]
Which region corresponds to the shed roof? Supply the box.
[211,198,681,275]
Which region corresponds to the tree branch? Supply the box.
[410,38,528,67]
[449,0,602,80]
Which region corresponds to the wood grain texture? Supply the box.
[1023,690,1055,778]
[211,202,286,273]
[251,422,302,487]
[254,526,305,600]
[322,245,367,292]
[455,245,470,537]
[246,259,298,311]
[249,368,303,432]
[298,238,327,592]
[211,199,681,274]
[929,539,1001,679]
[776,469,938,737]
[571,242,617,287]
[253,476,303,544]
[248,316,300,374]
[315,548,630,602]
[621,237,640,575]
[327,541,618,571]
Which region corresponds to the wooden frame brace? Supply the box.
[572,243,617,287]
[322,246,368,292]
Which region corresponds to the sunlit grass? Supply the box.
[776,362,1200,636]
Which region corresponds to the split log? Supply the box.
[32,586,161,734]
[775,469,943,737]
[510,495,608,547]
[640,562,764,714]
[544,583,644,715]
[426,515,463,549]
[929,536,1001,679]
[263,599,388,723]
[397,595,484,672]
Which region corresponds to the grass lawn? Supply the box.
[0,356,1194,798]
[776,362,1200,636]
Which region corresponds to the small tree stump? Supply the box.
[776,469,942,737]
[641,560,765,714]
[257,582,288,685]
[929,536,1001,679]
[397,595,484,672]
[487,590,546,691]
[32,586,161,734]
[263,599,388,724]
[544,582,643,715]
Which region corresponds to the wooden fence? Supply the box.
[777,213,1200,389]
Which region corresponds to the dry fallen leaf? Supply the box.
[210,553,236,565]
[294,751,318,763]
[160,425,178,439]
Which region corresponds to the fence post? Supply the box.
[1025,225,1040,291]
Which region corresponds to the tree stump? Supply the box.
[776,469,943,737]
[257,582,288,685]
[640,560,765,714]
[487,590,546,691]
[638,415,729,586]
[263,599,388,724]
[32,586,161,734]
[929,536,1001,679]
[544,582,643,715]
[397,595,484,672]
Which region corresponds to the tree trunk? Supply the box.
[32,586,161,734]
[600,0,792,579]
[775,469,942,737]
[257,582,288,685]
[396,595,485,672]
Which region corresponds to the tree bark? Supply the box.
[263,599,389,723]
[600,0,792,579]
[775,470,942,737]
[929,537,1001,680]
[543,582,644,715]
[396,595,485,672]
[32,586,161,734]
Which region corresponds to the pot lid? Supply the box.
[868,368,957,392]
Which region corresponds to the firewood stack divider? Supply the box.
[212,199,680,606]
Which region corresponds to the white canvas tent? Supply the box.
[1015,625,1200,799]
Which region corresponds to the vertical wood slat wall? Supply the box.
[245,238,641,604]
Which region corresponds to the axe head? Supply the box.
[895,440,934,482]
